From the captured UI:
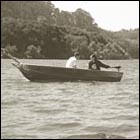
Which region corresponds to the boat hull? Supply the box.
[13,63,123,82]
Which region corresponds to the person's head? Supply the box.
[90,54,97,62]
[74,52,80,59]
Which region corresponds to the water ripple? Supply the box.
[1,59,139,139]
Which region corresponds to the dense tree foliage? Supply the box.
[1,1,139,59]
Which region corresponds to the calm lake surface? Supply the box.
[1,59,139,139]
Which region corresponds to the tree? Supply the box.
[73,8,94,29]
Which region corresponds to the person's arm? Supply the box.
[97,60,110,68]
[88,61,92,69]
[88,61,97,70]
[73,60,77,68]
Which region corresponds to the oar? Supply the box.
[110,66,121,72]
[3,51,20,64]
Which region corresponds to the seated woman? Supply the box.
[88,54,110,70]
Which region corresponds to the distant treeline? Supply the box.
[1,1,139,59]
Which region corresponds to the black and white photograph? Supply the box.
[1,1,139,139]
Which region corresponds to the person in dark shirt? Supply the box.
[88,54,110,70]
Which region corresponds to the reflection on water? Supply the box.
[1,59,139,139]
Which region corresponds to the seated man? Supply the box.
[88,54,110,70]
[66,52,80,68]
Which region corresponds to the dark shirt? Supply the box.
[88,60,110,70]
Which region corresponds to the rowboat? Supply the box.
[12,62,123,82]
[4,52,123,82]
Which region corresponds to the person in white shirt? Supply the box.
[66,52,80,68]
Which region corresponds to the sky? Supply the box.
[52,1,139,31]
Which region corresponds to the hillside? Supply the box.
[1,1,139,59]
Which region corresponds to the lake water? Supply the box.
[1,59,139,139]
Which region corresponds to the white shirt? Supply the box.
[66,56,77,68]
